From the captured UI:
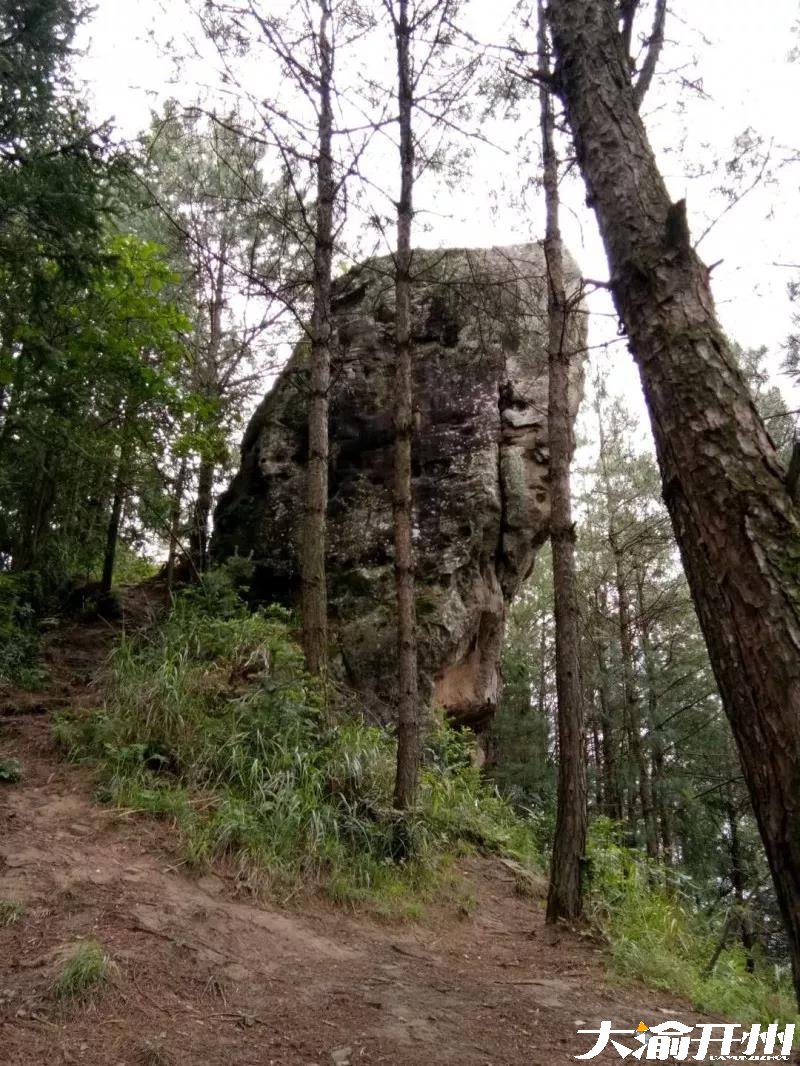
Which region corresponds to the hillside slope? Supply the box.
[0,592,712,1066]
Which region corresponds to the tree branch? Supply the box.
[632,0,666,108]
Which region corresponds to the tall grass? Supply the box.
[54,570,539,915]
[586,820,799,1025]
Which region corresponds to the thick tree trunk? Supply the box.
[392,0,420,811]
[300,0,334,678]
[540,6,587,923]
[549,0,800,1002]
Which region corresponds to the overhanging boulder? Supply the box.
[213,243,585,728]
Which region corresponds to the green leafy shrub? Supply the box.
[586,819,799,1024]
[55,568,541,915]
[111,544,160,586]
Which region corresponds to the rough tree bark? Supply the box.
[548,0,800,1002]
[391,0,420,810]
[540,3,587,924]
[300,0,335,678]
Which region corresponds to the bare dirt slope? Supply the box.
[0,591,709,1066]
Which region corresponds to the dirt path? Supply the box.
[1,594,710,1066]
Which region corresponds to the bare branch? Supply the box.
[632,0,667,108]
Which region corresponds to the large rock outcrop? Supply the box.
[213,244,585,729]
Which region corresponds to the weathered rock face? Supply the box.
[213,243,585,729]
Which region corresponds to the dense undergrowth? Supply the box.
[52,569,799,1022]
[54,569,536,917]
[0,548,158,690]
[587,822,799,1024]
[0,573,46,689]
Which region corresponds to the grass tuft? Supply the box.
[0,899,25,926]
[134,1041,174,1066]
[53,939,112,1003]
[0,757,22,784]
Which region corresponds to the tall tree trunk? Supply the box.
[300,0,334,678]
[166,457,188,592]
[190,236,227,579]
[0,332,23,460]
[14,451,54,572]
[588,700,604,810]
[652,746,672,862]
[612,537,659,859]
[391,0,420,811]
[189,457,214,576]
[100,437,131,599]
[727,792,757,974]
[0,318,14,432]
[540,5,587,923]
[636,570,673,862]
[595,401,658,855]
[536,610,549,728]
[548,0,800,1002]
[594,584,623,820]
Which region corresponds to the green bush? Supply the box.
[586,819,799,1025]
[110,543,160,586]
[55,568,542,915]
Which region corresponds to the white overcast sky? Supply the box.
[75,1,800,435]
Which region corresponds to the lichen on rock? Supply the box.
[212,243,585,729]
